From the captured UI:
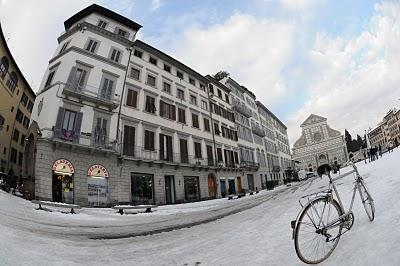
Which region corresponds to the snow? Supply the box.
[1,149,400,265]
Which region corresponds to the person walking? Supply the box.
[379,144,382,157]
[363,150,367,164]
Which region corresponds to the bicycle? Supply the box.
[290,161,375,264]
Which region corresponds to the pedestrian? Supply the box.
[367,149,371,162]
[363,151,367,164]
[379,144,382,157]
[9,175,17,195]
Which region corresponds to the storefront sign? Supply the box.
[87,164,109,178]
[52,159,75,174]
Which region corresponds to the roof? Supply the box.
[205,75,231,93]
[64,4,142,31]
[224,77,256,98]
[134,40,209,84]
[256,101,287,129]
[0,22,36,98]
[300,114,327,127]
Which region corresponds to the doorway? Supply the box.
[164,175,175,204]
[52,173,74,204]
[228,179,236,195]
[237,176,242,192]
[247,174,255,191]
[207,173,217,199]
[220,179,226,197]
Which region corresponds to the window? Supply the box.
[110,48,122,63]
[13,129,20,142]
[85,39,98,53]
[190,95,197,105]
[149,56,157,66]
[18,152,23,166]
[200,83,205,91]
[117,28,128,38]
[178,108,186,124]
[180,139,189,163]
[144,130,155,151]
[203,118,210,132]
[207,145,214,166]
[0,56,9,79]
[123,125,135,156]
[214,122,220,135]
[6,72,17,92]
[94,118,108,146]
[59,41,69,54]
[45,70,56,88]
[225,93,230,103]
[177,89,185,100]
[20,134,25,146]
[209,84,214,94]
[23,116,29,129]
[217,148,223,162]
[134,49,143,58]
[145,95,156,114]
[159,134,173,161]
[164,64,171,73]
[177,71,183,79]
[10,107,14,112]
[162,82,171,94]
[10,148,17,163]
[189,77,195,86]
[159,100,176,120]
[194,142,202,158]
[3,147,5,155]
[100,78,114,99]
[126,89,138,108]
[20,93,28,106]
[130,67,140,80]
[201,100,208,110]
[68,67,88,89]
[62,110,76,132]
[27,101,33,113]
[192,113,199,128]
[217,89,222,98]
[97,20,108,28]
[146,74,156,87]
[16,109,23,123]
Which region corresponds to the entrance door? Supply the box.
[131,173,154,205]
[247,174,255,191]
[165,175,175,204]
[52,173,74,204]
[52,174,63,203]
[220,180,226,197]
[208,174,217,199]
[237,176,242,192]
[228,179,236,195]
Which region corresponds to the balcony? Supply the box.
[232,102,253,118]
[63,83,119,110]
[53,128,116,152]
[251,124,266,137]
[240,161,260,170]
[272,165,281,172]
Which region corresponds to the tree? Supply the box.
[356,135,363,150]
[213,71,230,81]
[345,129,353,152]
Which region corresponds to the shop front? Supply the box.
[184,176,200,201]
[220,177,226,198]
[131,173,154,205]
[87,164,109,207]
[52,159,74,204]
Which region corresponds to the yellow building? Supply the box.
[0,22,36,176]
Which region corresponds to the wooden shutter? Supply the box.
[159,134,164,160]
[159,100,165,117]
[167,135,173,161]
[55,107,65,130]
[171,105,176,121]
[74,112,83,143]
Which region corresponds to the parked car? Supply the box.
[298,170,306,181]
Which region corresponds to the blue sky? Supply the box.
[1,0,399,144]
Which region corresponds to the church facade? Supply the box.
[292,114,348,173]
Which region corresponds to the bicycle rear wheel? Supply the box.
[358,180,375,221]
[294,197,343,264]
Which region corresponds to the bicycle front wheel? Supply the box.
[294,197,343,264]
[358,180,375,221]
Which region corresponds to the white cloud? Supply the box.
[286,1,400,146]
[279,0,317,11]
[151,0,161,11]
[171,12,296,108]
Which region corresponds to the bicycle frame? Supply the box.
[321,164,363,231]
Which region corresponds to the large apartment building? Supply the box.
[0,23,36,176]
[30,4,290,206]
[368,108,400,150]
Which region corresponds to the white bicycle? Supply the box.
[291,162,375,264]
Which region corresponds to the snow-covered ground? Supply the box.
[1,149,400,265]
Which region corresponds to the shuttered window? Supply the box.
[144,130,155,151]
[160,100,176,120]
[126,89,138,108]
[192,113,199,128]
[178,108,186,124]
[123,125,135,156]
[194,142,202,159]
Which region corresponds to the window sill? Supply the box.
[191,126,201,130]
[143,111,157,116]
[124,104,139,110]
[177,121,187,126]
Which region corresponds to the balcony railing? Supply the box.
[63,82,119,110]
[240,161,260,170]
[53,128,116,151]
[251,124,266,137]
[232,102,253,118]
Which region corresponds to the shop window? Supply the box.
[131,173,154,205]
[184,176,200,201]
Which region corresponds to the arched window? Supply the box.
[6,71,18,92]
[0,56,9,79]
